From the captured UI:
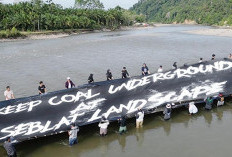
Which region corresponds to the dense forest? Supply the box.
[131,0,232,26]
[0,0,145,38]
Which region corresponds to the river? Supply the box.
[0,25,232,157]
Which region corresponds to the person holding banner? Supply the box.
[205,97,214,110]
[121,67,130,78]
[3,137,17,157]
[188,102,198,115]
[88,74,94,84]
[106,69,114,80]
[38,81,47,95]
[68,124,79,146]
[118,116,127,135]
[136,108,144,128]
[4,86,15,100]
[163,104,172,120]
[98,117,110,136]
[141,63,150,76]
[65,77,75,89]
[157,65,163,73]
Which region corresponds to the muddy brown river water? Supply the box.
[0,25,232,157]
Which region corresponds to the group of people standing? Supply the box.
[4,53,224,100]
[163,93,225,121]
[69,91,225,147]
[68,108,145,146]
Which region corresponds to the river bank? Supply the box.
[0,25,155,42]
[185,26,232,37]
[2,23,232,42]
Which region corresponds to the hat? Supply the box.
[166,104,171,108]
[219,93,223,97]
[67,77,70,80]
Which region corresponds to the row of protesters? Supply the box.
[163,102,199,120]
[68,92,224,147]
[2,54,225,100]
[205,93,225,110]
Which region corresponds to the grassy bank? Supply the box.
[0,27,25,39]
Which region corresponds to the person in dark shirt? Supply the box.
[106,69,113,80]
[38,81,46,95]
[211,54,216,60]
[163,104,172,120]
[172,62,177,69]
[205,96,213,110]
[88,74,94,84]
[118,115,127,135]
[121,67,130,78]
[3,137,17,157]
[141,63,150,76]
[65,77,75,89]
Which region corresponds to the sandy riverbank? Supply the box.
[185,27,232,37]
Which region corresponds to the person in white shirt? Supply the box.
[4,86,15,100]
[188,102,198,115]
[157,65,163,73]
[136,108,144,128]
[199,58,203,63]
[98,117,109,136]
[65,77,75,89]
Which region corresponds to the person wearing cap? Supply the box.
[65,77,75,89]
[217,93,224,107]
[188,102,198,115]
[88,74,94,84]
[211,54,216,60]
[106,69,113,80]
[205,96,214,110]
[157,65,163,73]
[3,137,17,157]
[163,104,171,120]
[121,67,130,78]
[136,108,144,128]
[98,116,110,136]
[4,86,15,100]
[68,123,79,146]
[172,62,177,69]
[38,81,47,95]
[141,63,150,76]
[118,115,127,135]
